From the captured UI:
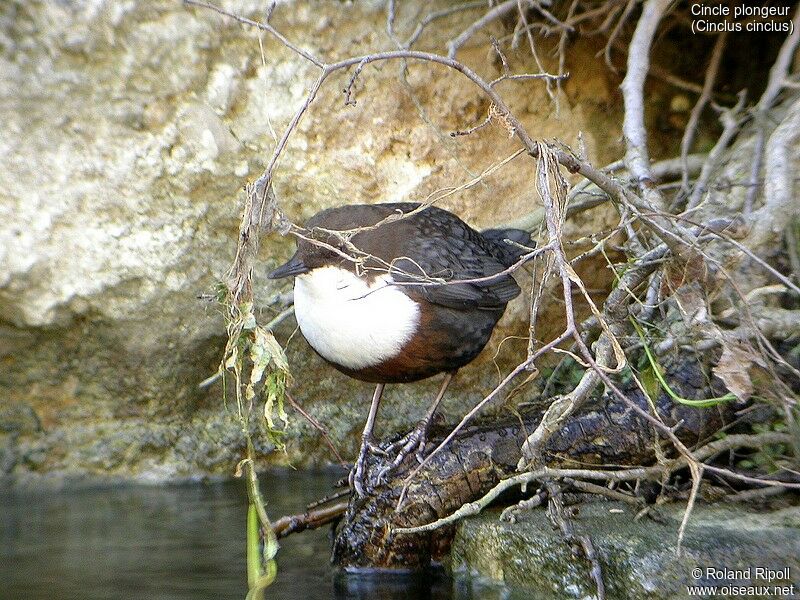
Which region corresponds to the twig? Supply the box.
[490,72,569,87]
[451,114,492,137]
[272,500,349,538]
[386,0,396,41]
[404,1,488,49]
[343,58,369,106]
[306,488,350,509]
[563,477,644,506]
[447,0,520,59]
[284,392,347,466]
[724,486,789,503]
[509,153,708,233]
[533,3,574,33]
[490,35,509,76]
[183,0,323,67]
[516,0,555,104]
[500,489,547,521]
[685,91,747,211]
[648,62,704,95]
[680,31,727,191]
[676,461,703,553]
[570,1,623,32]
[603,0,637,72]
[556,0,580,93]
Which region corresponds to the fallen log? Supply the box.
[332,355,734,569]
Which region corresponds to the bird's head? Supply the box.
[267,229,352,280]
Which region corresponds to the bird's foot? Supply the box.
[376,423,429,484]
[349,438,386,497]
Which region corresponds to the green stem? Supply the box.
[247,503,262,589]
[630,316,736,408]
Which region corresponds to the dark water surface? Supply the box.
[1,471,515,600]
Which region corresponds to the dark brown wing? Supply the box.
[351,204,522,310]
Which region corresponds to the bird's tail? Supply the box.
[481,228,535,268]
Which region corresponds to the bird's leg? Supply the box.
[349,383,385,498]
[378,371,455,483]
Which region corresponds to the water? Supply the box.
[0,471,513,600]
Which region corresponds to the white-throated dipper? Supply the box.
[268,202,532,495]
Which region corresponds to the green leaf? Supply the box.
[640,364,662,404]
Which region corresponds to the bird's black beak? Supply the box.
[268,253,309,279]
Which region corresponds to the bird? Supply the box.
[268,202,532,496]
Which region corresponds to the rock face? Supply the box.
[451,503,800,599]
[0,0,623,483]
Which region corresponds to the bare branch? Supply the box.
[685,91,747,211]
[404,1,488,49]
[285,391,346,466]
[603,0,637,72]
[680,31,728,191]
[272,500,348,538]
[621,0,672,209]
[183,0,324,67]
[447,0,520,59]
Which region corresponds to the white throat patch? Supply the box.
[293,266,420,370]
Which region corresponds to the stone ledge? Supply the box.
[450,501,800,599]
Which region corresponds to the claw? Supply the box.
[376,423,428,484]
[350,439,371,498]
[367,441,388,457]
[349,383,386,498]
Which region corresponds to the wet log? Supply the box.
[332,356,733,569]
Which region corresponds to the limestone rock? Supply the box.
[0,0,622,483]
[451,503,800,599]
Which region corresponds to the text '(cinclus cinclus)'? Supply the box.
[268,202,533,496]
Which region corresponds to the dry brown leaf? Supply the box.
[712,341,754,401]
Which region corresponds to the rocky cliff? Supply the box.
[0,0,624,483]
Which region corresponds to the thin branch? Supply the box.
[676,461,703,553]
[285,392,346,466]
[272,500,348,538]
[404,1,488,49]
[603,0,637,72]
[183,0,324,67]
[563,477,644,506]
[621,0,672,211]
[685,91,747,211]
[516,0,555,103]
[546,481,606,600]
[680,31,727,191]
[447,0,520,59]
[490,72,570,87]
